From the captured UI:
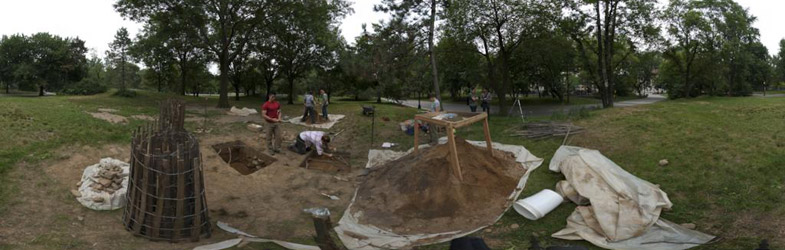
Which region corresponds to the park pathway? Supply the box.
[397,94,667,116]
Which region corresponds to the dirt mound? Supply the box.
[353,137,525,234]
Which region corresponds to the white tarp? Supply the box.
[76,158,130,210]
[193,221,319,250]
[286,114,346,129]
[337,139,544,250]
[549,145,715,250]
[228,106,258,117]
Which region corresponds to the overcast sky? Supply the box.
[0,0,782,58]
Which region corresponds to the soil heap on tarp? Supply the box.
[353,137,525,234]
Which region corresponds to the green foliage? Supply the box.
[0,33,88,94]
[662,0,771,98]
[60,77,107,95]
[105,27,134,91]
[112,88,137,98]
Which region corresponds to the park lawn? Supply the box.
[0,91,783,249]
[443,94,644,107]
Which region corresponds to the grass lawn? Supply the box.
[0,90,782,249]
[443,94,645,107]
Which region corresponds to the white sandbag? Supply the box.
[228,106,258,117]
[76,158,130,210]
[337,139,544,249]
[550,145,715,250]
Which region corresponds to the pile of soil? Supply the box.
[353,137,525,234]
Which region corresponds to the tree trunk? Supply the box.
[235,84,241,101]
[217,53,231,108]
[428,0,442,110]
[288,76,295,104]
[38,85,44,96]
[5,82,9,94]
[121,58,126,91]
[181,65,187,96]
[265,78,273,101]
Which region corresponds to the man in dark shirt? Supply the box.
[261,93,282,155]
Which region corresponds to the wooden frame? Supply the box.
[413,111,493,181]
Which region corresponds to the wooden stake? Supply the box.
[483,117,493,154]
[446,125,463,181]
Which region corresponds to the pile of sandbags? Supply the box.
[73,158,130,210]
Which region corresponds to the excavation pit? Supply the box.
[300,152,351,173]
[211,140,277,175]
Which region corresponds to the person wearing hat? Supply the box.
[290,130,334,157]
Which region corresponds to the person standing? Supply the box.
[319,89,329,121]
[261,93,282,155]
[481,89,492,116]
[429,94,441,112]
[301,91,316,124]
[468,90,478,112]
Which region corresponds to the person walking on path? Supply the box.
[468,90,478,112]
[261,93,282,155]
[290,130,333,157]
[319,89,329,121]
[481,89,492,118]
[301,91,316,124]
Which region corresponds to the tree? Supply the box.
[776,39,785,85]
[552,0,659,107]
[445,0,553,114]
[376,0,449,109]
[116,0,271,107]
[106,27,133,91]
[435,36,483,100]
[271,0,349,104]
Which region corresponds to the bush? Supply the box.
[113,89,137,98]
[60,78,107,95]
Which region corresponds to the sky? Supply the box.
[0,0,782,57]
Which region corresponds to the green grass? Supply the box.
[0,90,782,249]
[443,94,644,107]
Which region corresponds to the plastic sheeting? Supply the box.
[76,158,130,210]
[228,106,258,117]
[192,221,320,250]
[549,146,715,250]
[337,139,543,249]
[286,114,346,129]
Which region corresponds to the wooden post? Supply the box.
[312,214,342,250]
[446,125,463,181]
[483,117,493,155]
[413,122,420,154]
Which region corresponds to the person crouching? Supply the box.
[289,130,333,157]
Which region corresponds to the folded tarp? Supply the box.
[549,145,715,250]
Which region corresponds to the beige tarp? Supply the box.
[337,139,543,250]
[549,146,716,250]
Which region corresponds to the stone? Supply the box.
[483,228,492,233]
[92,197,104,203]
[658,159,669,166]
[70,189,82,198]
[680,223,696,230]
[510,223,519,229]
[76,181,82,187]
[98,178,113,186]
[531,232,539,237]
[107,190,115,195]
[77,216,84,221]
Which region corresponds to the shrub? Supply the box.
[60,78,107,95]
[113,89,137,98]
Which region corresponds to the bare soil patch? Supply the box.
[130,115,155,121]
[0,130,359,249]
[211,140,277,175]
[87,112,128,124]
[353,137,524,235]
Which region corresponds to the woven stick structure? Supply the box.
[122,99,211,242]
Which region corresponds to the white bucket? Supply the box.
[513,189,563,220]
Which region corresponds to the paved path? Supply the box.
[396,94,667,116]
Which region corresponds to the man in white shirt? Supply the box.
[289,130,333,157]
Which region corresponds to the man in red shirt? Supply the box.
[261,92,282,155]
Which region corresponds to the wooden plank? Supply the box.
[483,117,493,154]
[133,134,153,234]
[174,144,185,241]
[413,122,420,154]
[453,112,487,129]
[445,125,463,181]
[191,157,203,241]
[414,115,451,127]
[151,159,168,238]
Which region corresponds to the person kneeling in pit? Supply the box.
[289,130,334,157]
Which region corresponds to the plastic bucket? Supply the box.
[513,189,563,220]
